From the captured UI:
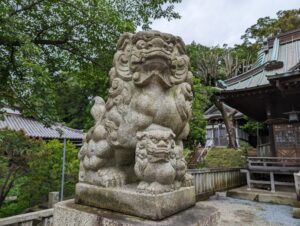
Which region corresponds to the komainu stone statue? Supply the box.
[75,30,195,220]
[135,124,193,194]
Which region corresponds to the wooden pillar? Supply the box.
[266,99,276,156]
[235,120,240,147]
[217,123,220,146]
[270,171,275,192]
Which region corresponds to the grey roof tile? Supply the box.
[0,111,84,140]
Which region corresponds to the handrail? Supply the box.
[0,209,53,226]
[248,157,300,160]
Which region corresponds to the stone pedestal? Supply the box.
[53,199,220,226]
[75,182,196,220]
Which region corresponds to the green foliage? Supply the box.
[0,0,182,127]
[17,140,79,210]
[184,76,210,148]
[0,129,79,217]
[240,116,264,135]
[203,148,246,168]
[242,9,300,44]
[0,129,41,209]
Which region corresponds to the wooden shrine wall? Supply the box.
[273,123,300,157]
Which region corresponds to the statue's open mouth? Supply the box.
[143,48,171,62]
[148,148,170,162]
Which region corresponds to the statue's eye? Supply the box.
[136,40,146,49]
[151,138,158,143]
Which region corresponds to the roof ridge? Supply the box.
[225,63,266,85]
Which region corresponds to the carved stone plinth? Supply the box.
[54,199,219,226]
[75,182,196,220]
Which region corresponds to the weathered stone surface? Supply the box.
[293,200,300,218]
[75,182,195,220]
[48,191,59,208]
[227,186,296,206]
[77,30,194,192]
[70,30,196,222]
[293,207,300,218]
[53,199,220,226]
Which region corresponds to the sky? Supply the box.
[149,0,300,47]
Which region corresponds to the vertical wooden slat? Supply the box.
[188,168,246,196]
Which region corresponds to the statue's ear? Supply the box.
[170,131,176,139]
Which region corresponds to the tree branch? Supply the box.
[9,0,45,17]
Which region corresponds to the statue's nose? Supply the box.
[157,139,167,148]
[150,38,165,48]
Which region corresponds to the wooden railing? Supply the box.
[247,157,300,171]
[0,209,53,226]
[241,157,300,192]
[188,168,246,199]
[0,170,246,223]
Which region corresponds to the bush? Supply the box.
[0,134,79,217]
[203,147,246,168]
[18,140,79,209]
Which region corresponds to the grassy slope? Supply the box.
[203,147,246,168]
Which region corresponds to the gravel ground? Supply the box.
[200,193,300,226]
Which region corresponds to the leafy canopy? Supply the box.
[0,0,181,126]
[242,9,300,44]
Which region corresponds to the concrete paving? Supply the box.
[227,185,297,205]
[201,193,300,226]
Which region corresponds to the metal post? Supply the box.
[60,138,67,201]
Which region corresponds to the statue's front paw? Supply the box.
[137,181,149,192]
[95,167,126,187]
[181,173,194,187]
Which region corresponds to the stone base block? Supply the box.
[75,182,196,220]
[293,201,300,218]
[53,199,220,226]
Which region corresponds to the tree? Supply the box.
[0,133,78,217]
[187,43,252,149]
[18,140,79,210]
[185,43,211,148]
[0,129,41,209]
[242,9,300,44]
[0,0,182,126]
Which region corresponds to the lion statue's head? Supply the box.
[109,31,192,88]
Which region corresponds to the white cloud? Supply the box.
[146,0,300,46]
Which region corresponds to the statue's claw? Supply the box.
[95,167,126,187]
[181,173,194,187]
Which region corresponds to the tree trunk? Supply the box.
[0,168,17,208]
[212,96,238,149]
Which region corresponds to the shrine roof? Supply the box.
[222,29,300,92]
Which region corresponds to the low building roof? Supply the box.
[0,108,84,140]
[204,104,243,121]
